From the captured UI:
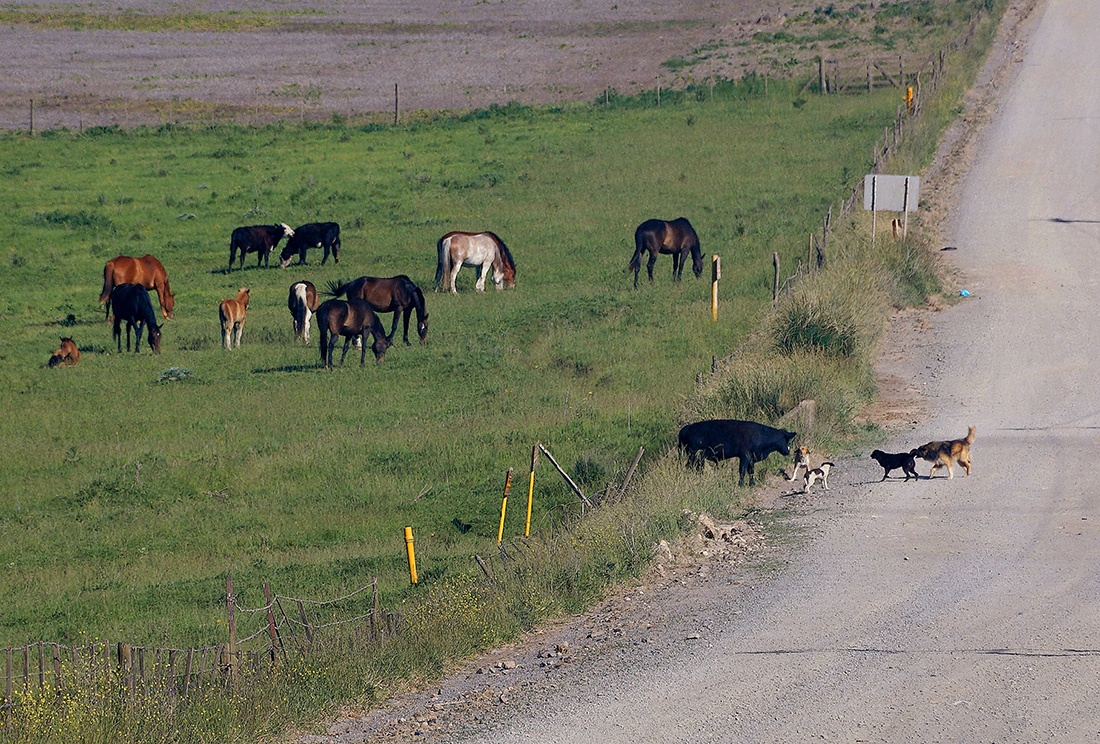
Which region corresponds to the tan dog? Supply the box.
[788,445,811,482]
[911,425,975,479]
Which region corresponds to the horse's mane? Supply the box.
[486,232,515,270]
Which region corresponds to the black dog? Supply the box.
[679,419,797,487]
[870,449,918,481]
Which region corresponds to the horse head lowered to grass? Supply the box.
[316,298,391,369]
[435,231,515,293]
[628,217,703,288]
[327,275,428,345]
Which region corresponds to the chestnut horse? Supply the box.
[219,288,250,350]
[316,298,391,368]
[99,254,175,319]
[628,217,703,288]
[288,280,319,343]
[327,275,429,345]
[47,337,81,367]
[435,231,516,293]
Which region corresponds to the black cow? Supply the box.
[228,223,294,271]
[278,222,341,268]
[678,419,797,486]
[109,284,162,354]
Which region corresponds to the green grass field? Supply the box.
[0,84,901,650]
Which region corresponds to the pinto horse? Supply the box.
[317,298,391,368]
[99,254,175,320]
[288,280,319,343]
[327,275,429,345]
[628,217,704,288]
[110,284,162,354]
[219,288,250,350]
[435,231,516,293]
[47,337,81,368]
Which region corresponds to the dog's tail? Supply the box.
[964,424,976,444]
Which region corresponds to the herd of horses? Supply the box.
[59,218,698,368]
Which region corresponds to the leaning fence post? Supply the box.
[772,252,780,303]
[264,581,281,665]
[497,468,514,545]
[526,445,538,537]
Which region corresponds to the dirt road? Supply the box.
[306,0,1100,740]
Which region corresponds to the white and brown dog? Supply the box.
[788,445,812,482]
[804,461,835,493]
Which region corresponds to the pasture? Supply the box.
[0,83,900,651]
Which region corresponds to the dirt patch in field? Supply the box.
[1,0,803,131]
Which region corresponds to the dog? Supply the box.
[870,449,919,481]
[803,462,834,493]
[788,445,811,482]
[911,425,975,479]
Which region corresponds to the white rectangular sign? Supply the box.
[863,174,920,212]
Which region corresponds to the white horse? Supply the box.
[288,280,319,343]
[435,231,516,293]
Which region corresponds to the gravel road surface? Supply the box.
[306,0,1100,741]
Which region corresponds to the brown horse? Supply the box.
[317,298,391,368]
[47,337,81,367]
[327,275,429,345]
[99,254,175,320]
[288,280,320,343]
[219,288,250,350]
[628,217,704,288]
[435,231,516,293]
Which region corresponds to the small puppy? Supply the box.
[870,449,918,481]
[788,445,812,482]
[911,425,975,479]
[804,462,834,493]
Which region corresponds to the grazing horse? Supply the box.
[629,217,704,288]
[99,254,175,320]
[327,275,429,345]
[279,222,341,268]
[435,231,516,293]
[288,280,319,343]
[219,288,250,350]
[47,337,81,368]
[317,298,391,368]
[229,223,294,271]
[110,284,162,354]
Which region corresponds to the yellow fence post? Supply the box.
[525,444,539,537]
[711,255,721,321]
[497,468,514,545]
[404,526,418,585]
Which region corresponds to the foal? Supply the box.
[317,298,391,369]
[288,280,319,343]
[219,288,250,350]
[48,337,81,367]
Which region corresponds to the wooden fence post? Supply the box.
[225,575,237,690]
[772,252,780,303]
[264,581,281,664]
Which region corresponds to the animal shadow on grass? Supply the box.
[251,365,318,374]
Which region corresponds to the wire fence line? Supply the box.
[2,575,404,714]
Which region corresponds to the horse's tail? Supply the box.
[628,227,645,275]
[98,260,115,309]
[318,309,330,366]
[435,236,450,290]
[325,278,350,298]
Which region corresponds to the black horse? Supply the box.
[316,298,391,368]
[628,217,704,288]
[109,283,162,354]
[327,275,429,345]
